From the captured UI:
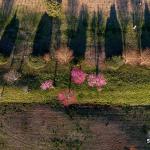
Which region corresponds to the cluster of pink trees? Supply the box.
[40,47,107,106]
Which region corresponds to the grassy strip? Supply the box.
[0,65,149,106]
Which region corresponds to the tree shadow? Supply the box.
[66,0,78,51]
[0,0,14,32]
[141,3,150,49]
[131,0,143,26]
[66,0,78,50]
[0,13,19,57]
[105,4,123,58]
[68,5,88,62]
[32,13,53,56]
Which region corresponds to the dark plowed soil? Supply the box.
[0,104,149,150]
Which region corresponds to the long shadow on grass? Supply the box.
[105,4,123,58]
[68,5,88,63]
[141,2,150,49]
[0,13,19,57]
[32,13,53,56]
[0,0,14,32]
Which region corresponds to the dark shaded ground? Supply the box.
[0,13,19,57]
[0,104,149,150]
[32,13,53,56]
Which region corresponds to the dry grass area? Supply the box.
[141,49,150,67]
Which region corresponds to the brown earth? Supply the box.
[0,104,149,150]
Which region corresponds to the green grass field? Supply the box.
[0,64,150,106]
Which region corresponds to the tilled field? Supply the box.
[0,104,149,150]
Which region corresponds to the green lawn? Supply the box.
[0,64,150,106]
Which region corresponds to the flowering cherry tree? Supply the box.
[58,89,77,106]
[87,74,107,90]
[40,80,54,90]
[55,47,73,65]
[3,69,21,84]
[71,68,86,85]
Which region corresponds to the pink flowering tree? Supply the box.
[57,89,77,106]
[71,67,86,85]
[57,67,86,106]
[87,74,107,90]
[54,47,73,86]
[40,80,54,90]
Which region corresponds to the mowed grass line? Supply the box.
[77,84,150,105]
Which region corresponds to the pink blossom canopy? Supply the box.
[40,80,54,90]
[87,74,107,88]
[58,89,77,106]
[71,68,86,85]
